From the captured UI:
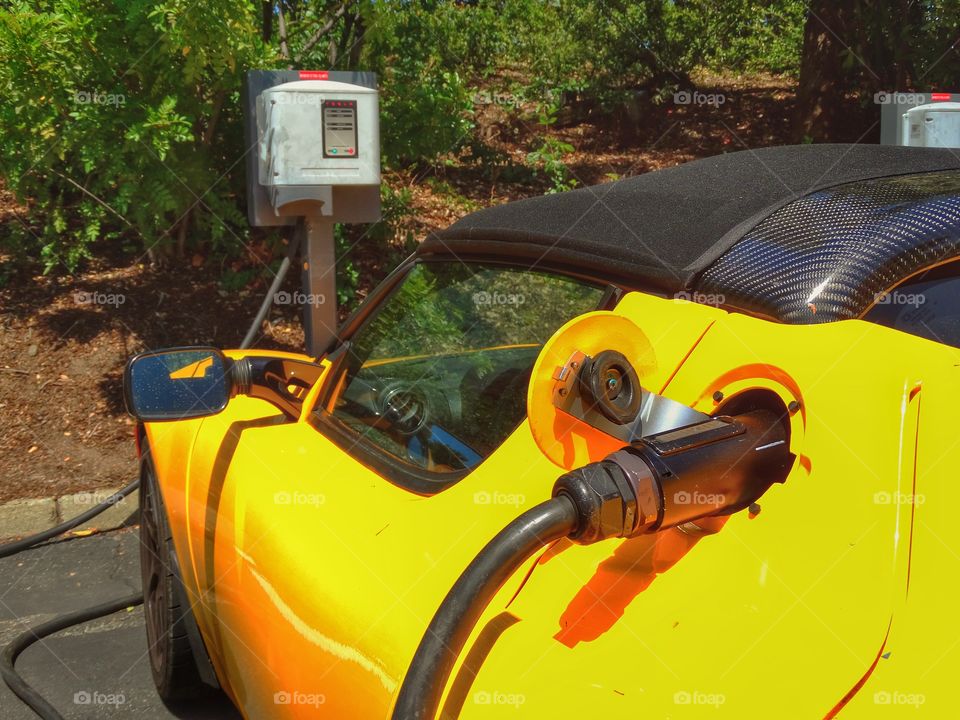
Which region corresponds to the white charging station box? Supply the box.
[900,102,960,148]
[256,80,380,214]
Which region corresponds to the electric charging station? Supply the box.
[879,91,960,149]
[243,69,381,356]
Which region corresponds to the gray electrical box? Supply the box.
[879,92,960,149]
[242,70,381,356]
[257,80,380,215]
[243,70,381,227]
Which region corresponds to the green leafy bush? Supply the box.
[694,1,807,75]
[0,0,274,272]
[361,4,476,165]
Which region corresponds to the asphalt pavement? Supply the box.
[0,528,240,719]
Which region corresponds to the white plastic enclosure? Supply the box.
[900,102,960,148]
[256,80,380,213]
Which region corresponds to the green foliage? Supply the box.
[220,266,257,291]
[424,178,480,212]
[0,0,818,284]
[693,1,807,75]
[360,6,475,165]
[0,0,274,272]
[334,223,360,308]
[525,136,577,194]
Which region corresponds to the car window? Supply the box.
[863,260,960,348]
[314,262,604,478]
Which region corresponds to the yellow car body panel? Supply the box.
[143,292,960,718]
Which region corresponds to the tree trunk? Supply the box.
[348,8,366,68]
[277,4,290,62]
[261,1,273,43]
[793,1,863,142]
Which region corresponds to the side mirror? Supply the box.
[124,347,231,422]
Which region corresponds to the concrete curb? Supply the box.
[0,487,139,543]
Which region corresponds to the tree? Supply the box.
[793,1,862,141]
[792,0,953,143]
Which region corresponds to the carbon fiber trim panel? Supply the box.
[696,171,960,323]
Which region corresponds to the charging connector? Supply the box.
[553,409,792,544]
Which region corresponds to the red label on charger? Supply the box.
[299,70,329,80]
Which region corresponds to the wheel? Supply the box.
[139,452,208,701]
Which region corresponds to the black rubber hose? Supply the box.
[392,496,578,720]
[0,479,140,560]
[240,231,303,350]
[1,592,144,720]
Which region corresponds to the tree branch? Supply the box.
[278,3,291,62]
[47,170,135,229]
[294,1,350,64]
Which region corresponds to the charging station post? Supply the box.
[243,69,381,356]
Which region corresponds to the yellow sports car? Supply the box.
[124,145,960,718]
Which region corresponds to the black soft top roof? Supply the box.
[421,144,960,293]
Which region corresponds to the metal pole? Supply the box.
[301,214,338,357]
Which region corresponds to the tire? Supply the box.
[139,452,208,701]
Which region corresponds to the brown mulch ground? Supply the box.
[0,72,796,502]
[0,254,309,502]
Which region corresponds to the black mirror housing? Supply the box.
[124,347,231,422]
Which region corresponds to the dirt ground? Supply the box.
[0,73,795,502]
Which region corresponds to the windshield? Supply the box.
[863,260,960,348]
[314,262,604,478]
